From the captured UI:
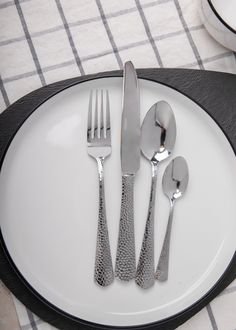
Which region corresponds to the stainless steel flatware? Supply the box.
[156,156,189,281]
[115,61,140,281]
[136,101,176,289]
[87,89,114,287]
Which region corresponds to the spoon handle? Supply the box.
[136,162,158,289]
[115,174,136,281]
[155,199,175,281]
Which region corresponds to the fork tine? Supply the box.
[87,90,93,141]
[106,90,111,138]
[100,90,105,139]
[94,89,99,138]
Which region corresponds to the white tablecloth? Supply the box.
[0,0,236,329]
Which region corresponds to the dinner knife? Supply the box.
[115,61,140,281]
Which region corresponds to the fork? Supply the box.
[87,89,114,287]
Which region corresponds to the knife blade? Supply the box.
[115,61,140,281]
[121,61,140,174]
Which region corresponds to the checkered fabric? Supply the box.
[0,0,236,329]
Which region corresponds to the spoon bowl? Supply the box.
[141,101,176,163]
[163,156,189,201]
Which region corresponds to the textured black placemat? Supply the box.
[0,68,236,330]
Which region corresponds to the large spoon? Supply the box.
[156,156,189,281]
[135,101,176,289]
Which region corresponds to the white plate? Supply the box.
[200,0,236,52]
[0,77,236,327]
[211,0,236,30]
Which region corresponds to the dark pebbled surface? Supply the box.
[0,68,236,330]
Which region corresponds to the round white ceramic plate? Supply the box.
[200,0,236,52]
[0,77,236,327]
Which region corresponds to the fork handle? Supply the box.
[94,157,114,287]
[115,174,136,281]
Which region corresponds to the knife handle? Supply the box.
[115,174,136,281]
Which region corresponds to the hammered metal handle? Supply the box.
[155,199,175,282]
[115,174,136,281]
[136,162,158,289]
[94,157,114,286]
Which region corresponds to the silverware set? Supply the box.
[87,61,189,288]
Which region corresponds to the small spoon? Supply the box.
[135,101,176,289]
[156,156,189,281]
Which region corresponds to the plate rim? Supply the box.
[0,69,236,330]
[207,0,236,34]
